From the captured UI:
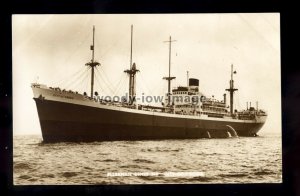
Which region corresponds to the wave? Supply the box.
[219,173,249,178]
[133,159,156,164]
[162,176,213,183]
[95,159,120,163]
[14,162,32,170]
[119,164,146,169]
[137,176,158,181]
[61,172,79,178]
[97,153,110,155]
[18,175,32,180]
[40,173,55,178]
[102,159,120,162]
[253,170,276,175]
[189,176,213,182]
[154,148,184,152]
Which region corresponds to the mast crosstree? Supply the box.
[85,25,100,98]
[124,25,139,104]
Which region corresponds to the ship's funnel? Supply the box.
[189,78,199,92]
[189,78,199,86]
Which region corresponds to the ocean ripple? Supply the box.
[13,133,282,184]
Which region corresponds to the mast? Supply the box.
[85,26,100,98]
[163,36,176,106]
[124,25,139,104]
[130,25,133,71]
[187,71,189,86]
[226,64,238,114]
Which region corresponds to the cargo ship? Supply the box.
[32,25,267,142]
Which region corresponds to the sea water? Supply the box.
[13,132,282,184]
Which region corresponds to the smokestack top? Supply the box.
[189,78,199,86]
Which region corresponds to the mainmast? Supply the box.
[85,26,100,98]
[163,36,176,106]
[226,64,238,114]
[124,25,139,104]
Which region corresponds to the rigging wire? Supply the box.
[50,65,82,87]
[85,67,90,95]
[260,14,279,33]
[112,74,127,96]
[49,30,92,86]
[94,33,123,60]
[136,75,152,96]
[136,72,152,94]
[95,67,112,95]
[14,15,54,56]
[234,90,241,111]
[63,67,90,90]
[49,16,94,90]
[50,65,86,89]
[94,68,107,95]
[100,68,115,94]
[236,14,279,54]
[69,67,91,93]
[95,67,115,95]
[76,67,90,94]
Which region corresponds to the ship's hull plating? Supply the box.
[34,98,265,142]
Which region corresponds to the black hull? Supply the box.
[34,99,265,142]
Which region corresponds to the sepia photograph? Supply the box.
[12,13,281,184]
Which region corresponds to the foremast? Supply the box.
[85,26,100,98]
[124,25,139,105]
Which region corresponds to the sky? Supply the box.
[12,14,281,136]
